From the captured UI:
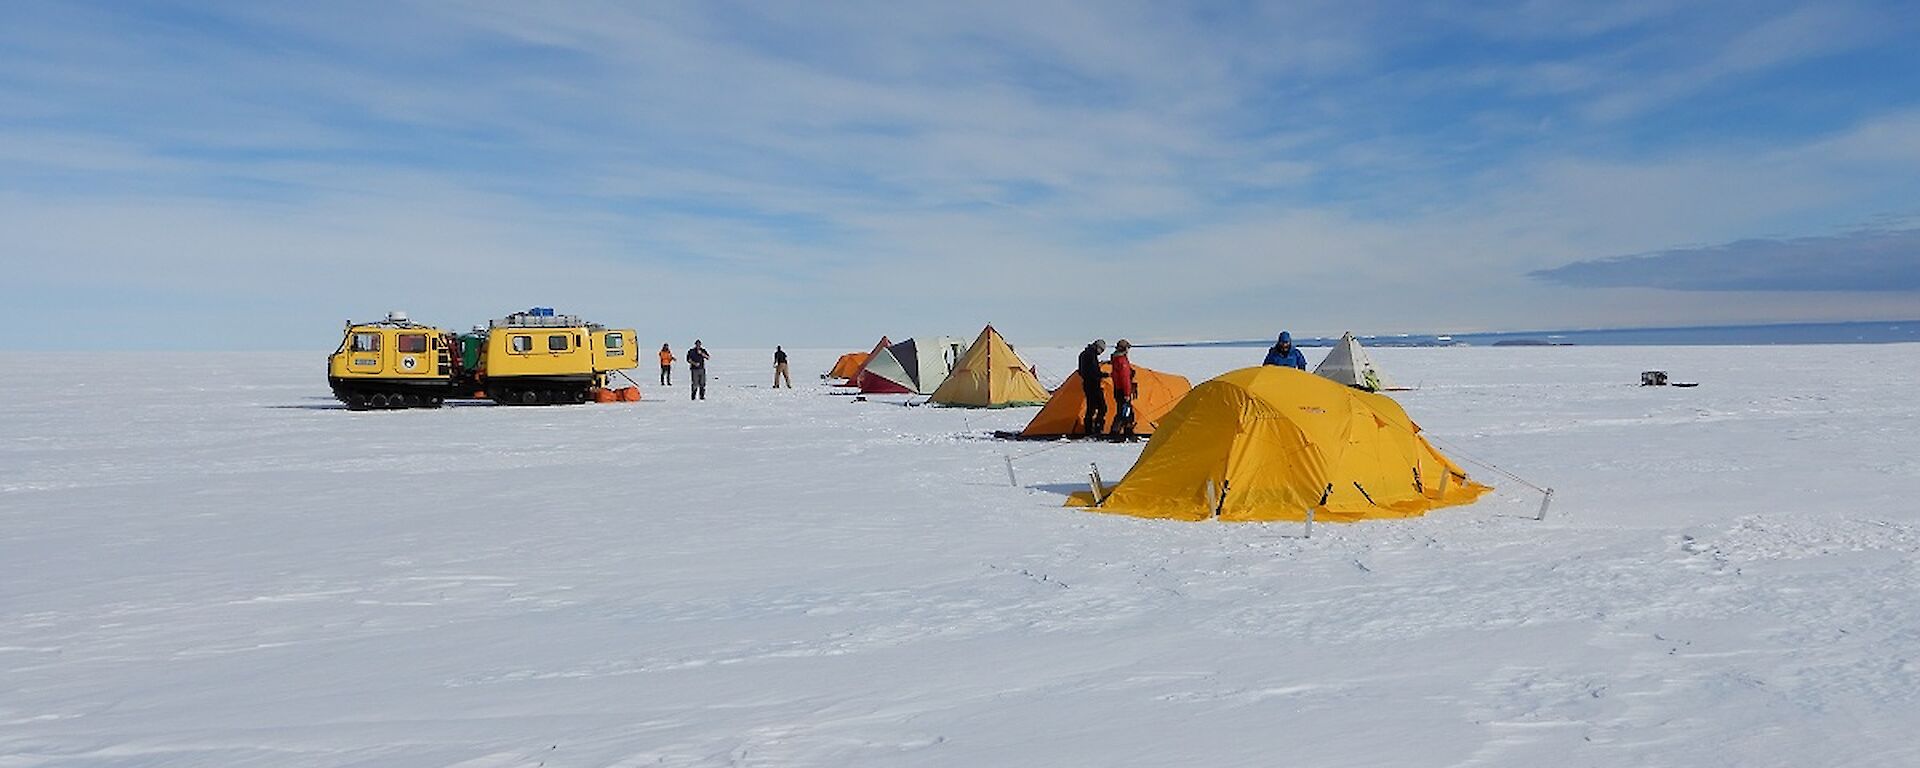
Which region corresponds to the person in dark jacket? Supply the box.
[1109,339,1136,439]
[1263,331,1306,370]
[687,340,710,400]
[773,346,791,388]
[1078,339,1108,435]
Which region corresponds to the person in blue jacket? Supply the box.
[1263,331,1306,370]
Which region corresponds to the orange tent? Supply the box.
[827,351,869,380]
[1020,363,1192,438]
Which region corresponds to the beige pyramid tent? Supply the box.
[1313,332,1405,392]
[929,325,1050,407]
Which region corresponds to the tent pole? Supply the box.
[1003,454,1019,487]
[1536,487,1555,521]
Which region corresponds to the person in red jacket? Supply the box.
[1109,339,1137,439]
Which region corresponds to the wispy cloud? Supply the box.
[1,1,1918,348]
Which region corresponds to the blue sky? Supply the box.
[3,0,1918,349]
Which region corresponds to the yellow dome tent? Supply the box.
[1069,366,1490,522]
[929,324,1050,408]
[1017,363,1192,438]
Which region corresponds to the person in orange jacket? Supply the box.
[658,343,675,386]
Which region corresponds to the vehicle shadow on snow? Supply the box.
[264,399,503,411]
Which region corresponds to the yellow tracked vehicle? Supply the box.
[469,308,638,405]
[326,311,462,410]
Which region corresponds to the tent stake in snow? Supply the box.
[1283,505,1315,538]
[1003,454,1019,487]
[1088,462,1107,506]
[1302,484,1332,537]
[1536,487,1556,521]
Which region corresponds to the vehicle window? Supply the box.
[604,333,625,350]
[510,335,533,353]
[351,332,380,352]
[548,334,570,351]
[397,334,428,353]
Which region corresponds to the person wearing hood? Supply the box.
[1264,331,1306,370]
[1078,339,1108,436]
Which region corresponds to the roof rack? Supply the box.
[488,307,606,331]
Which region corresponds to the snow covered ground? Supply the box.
[3,343,1918,767]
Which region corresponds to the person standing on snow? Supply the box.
[1109,339,1137,439]
[687,340,711,400]
[773,346,791,388]
[1078,338,1108,436]
[658,343,675,386]
[1263,331,1306,370]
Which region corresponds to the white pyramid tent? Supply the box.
[858,336,969,394]
[902,336,969,392]
[1313,332,1404,392]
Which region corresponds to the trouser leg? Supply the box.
[1082,385,1106,435]
[691,367,705,399]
